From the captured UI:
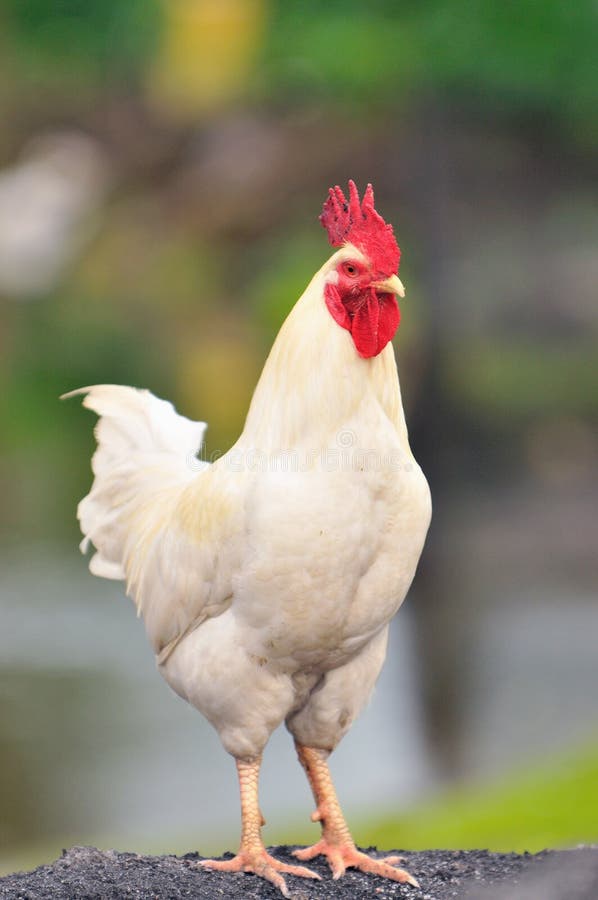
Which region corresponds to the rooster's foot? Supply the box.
[293,840,418,886]
[199,847,320,898]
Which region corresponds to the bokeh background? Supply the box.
[1,0,597,875]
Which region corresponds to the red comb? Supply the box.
[320,180,400,276]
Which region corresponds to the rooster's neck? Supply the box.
[238,267,411,455]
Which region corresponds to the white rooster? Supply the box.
[64,181,431,895]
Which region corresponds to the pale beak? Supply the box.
[372,274,405,298]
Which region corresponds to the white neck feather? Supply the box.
[238,252,410,454]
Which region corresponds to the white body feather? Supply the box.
[68,246,431,759]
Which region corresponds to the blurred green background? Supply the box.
[1,0,597,875]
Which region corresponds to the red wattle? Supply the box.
[325,284,400,358]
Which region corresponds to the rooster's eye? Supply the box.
[343,262,358,277]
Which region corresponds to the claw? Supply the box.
[199,856,289,897]
[199,849,320,897]
[294,841,418,887]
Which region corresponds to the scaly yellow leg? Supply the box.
[199,756,320,898]
[293,742,419,887]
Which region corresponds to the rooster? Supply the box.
[64,181,431,896]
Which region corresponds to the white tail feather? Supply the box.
[63,385,208,582]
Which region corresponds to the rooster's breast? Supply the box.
[231,436,431,670]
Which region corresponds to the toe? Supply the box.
[356,853,419,887]
[329,849,347,879]
[277,861,321,880]
[293,842,323,862]
[256,862,290,897]
[381,854,405,865]
[197,858,236,872]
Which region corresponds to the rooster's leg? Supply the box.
[199,756,320,897]
[293,743,419,887]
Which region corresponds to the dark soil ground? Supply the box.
[1,846,597,900]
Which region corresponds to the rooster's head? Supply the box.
[320,180,404,359]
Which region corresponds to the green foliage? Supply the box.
[420,0,598,119]
[264,0,598,132]
[364,739,598,852]
[3,0,597,131]
[262,5,422,108]
[2,0,162,85]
